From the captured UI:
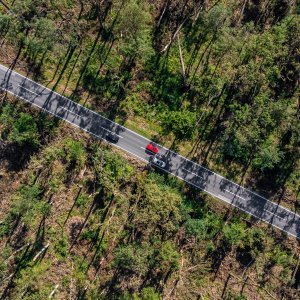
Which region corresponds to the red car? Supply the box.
[146,143,159,154]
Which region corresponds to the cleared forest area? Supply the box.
[0,0,299,299]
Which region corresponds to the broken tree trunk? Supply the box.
[161,3,203,53]
[33,242,50,262]
[48,284,59,298]
[5,242,32,262]
[161,19,187,53]
[177,35,186,83]
[156,0,171,28]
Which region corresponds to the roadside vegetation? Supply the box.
[0,0,299,299]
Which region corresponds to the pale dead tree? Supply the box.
[156,0,171,29]
[177,35,186,83]
[166,255,184,298]
[69,262,75,300]
[161,18,188,53]
[161,3,203,53]
[238,0,248,24]
[81,207,118,295]
[160,0,227,53]
[291,254,300,285]
[48,284,59,299]
[33,242,50,262]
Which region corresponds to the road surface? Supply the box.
[0,64,299,239]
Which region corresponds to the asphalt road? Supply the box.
[0,64,299,239]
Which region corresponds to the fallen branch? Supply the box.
[156,0,170,28]
[161,3,203,53]
[5,242,32,262]
[33,243,50,262]
[229,272,276,300]
[161,20,187,53]
[291,254,300,284]
[48,284,59,299]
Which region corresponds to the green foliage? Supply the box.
[64,139,86,168]
[155,241,180,271]
[9,185,45,226]
[152,68,184,110]
[133,178,182,237]
[147,171,183,191]
[24,18,57,60]
[114,243,152,276]
[244,228,266,257]
[0,246,11,281]
[223,222,246,247]
[75,192,90,209]
[54,234,69,258]
[0,1,299,299]
[119,94,148,117]
[115,0,153,61]
[253,138,283,171]
[10,113,40,148]
[43,144,64,166]
[221,132,252,164]
[103,151,134,183]
[162,110,197,141]
[139,287,161,300]
[0,105,40,148]
[0,13,12,34]
[185,212,223,241]
[121,287,161,300]
[0,221,10,237]
[270,246,292,268]
[0,103,14,122]
[12,261,51,300]
[224,291,248,300]
[93,147,134,187]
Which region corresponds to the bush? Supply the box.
[223,222,246,247]
[270,246,291,268]
[162,110,197,142]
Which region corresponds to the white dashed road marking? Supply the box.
[225,189,246,200]
[18,84,39,96]
[182,168,204,179]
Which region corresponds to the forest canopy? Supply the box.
[0,0,299,299]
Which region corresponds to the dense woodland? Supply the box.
[0,0,299,299]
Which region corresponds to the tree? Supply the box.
[253,139,283,171]
[0,105,40,148]
[131,179,182,239]
[114,0,153,63]
[24,18,57,64]
[64,139,86,169]
[113,243,152,276]
[162,109,197,142]
[223,222,246,247]
[9,113,40,148]
[154,240,180,272]
[270,246,292,268]
[9,185,43,226]
[0,13,12,39]
[185,212,222,241]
